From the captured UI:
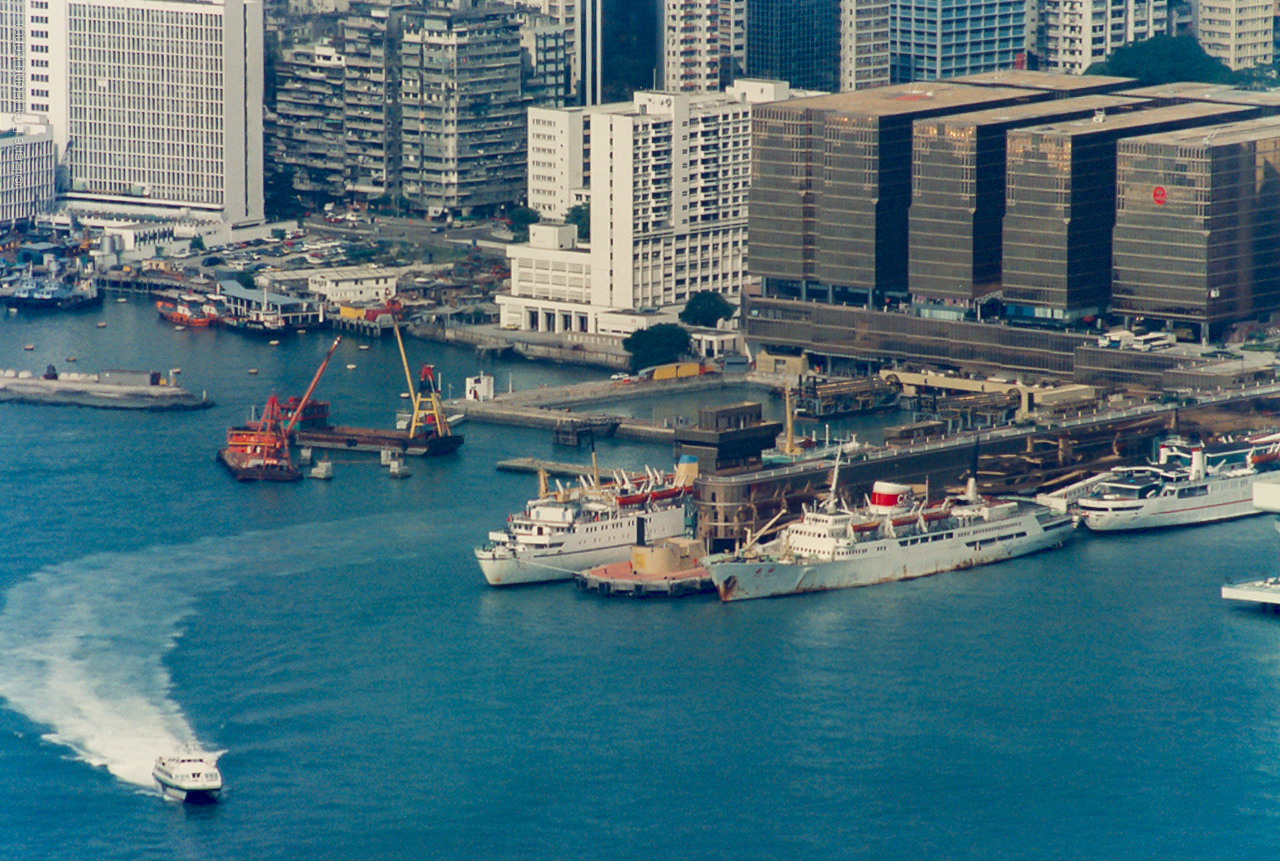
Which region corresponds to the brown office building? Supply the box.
[1111,118,1280,341]
[1001,102,1259,320]
[909,95,1149,305]
[750,82,1045,306]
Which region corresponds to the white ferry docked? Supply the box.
[1075,437,1271,532]
[476,460,697,586]
[706,473,1074,602]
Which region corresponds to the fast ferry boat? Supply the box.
[705,462,1074,602]
[475,459,698,586]
[1075,436,1266,532]
[152,751,223,804]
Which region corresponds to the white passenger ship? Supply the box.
[706,469,1074,602]
[475,460,697,586]
[153,751,223,804]
[1074,437,1269,532]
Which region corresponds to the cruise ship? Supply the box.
[475,460,697,586]
[1075,437,1269,531]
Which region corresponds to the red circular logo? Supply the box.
[1153,187,1167,205]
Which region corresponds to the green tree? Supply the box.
[679,291,735,328]
[1085,35,1233,85]
[565,204,590,241]
[189,235,205,252]
[622,323,692,371]
[509,206,541,242]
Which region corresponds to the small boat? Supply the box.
[152,751,223,804]
[155,294,212,327]
[23,344,34,351]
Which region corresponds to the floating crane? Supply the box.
[217,335,342,481]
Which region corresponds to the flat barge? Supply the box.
[0,368,211,410]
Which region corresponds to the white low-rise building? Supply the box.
[305,265,401,304]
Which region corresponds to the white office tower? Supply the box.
[1196,0,1273,70]
[49,0,264,226]
[840,0,890,90]
[1040,0,1167,74]
[1,0,25,114]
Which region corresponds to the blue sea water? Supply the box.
[3,300,1280,860]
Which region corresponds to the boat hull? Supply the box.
[155,781,220,805]
[476,505,688,586]
[216,449,301,482]
[1079,474,1259,532]
[710,510,1074,602]
[294,426,464,457]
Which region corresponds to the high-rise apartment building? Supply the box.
[1112,117,1280,340]
[1039,0,1167,74]
[506,80,797,333]
[274,41,349,200]
[340,0,397,199]
[746,0,839,92]
[1196,0,1274,70]
[659,0,747,93]
[33,0,266,226]
[840,0,890,91]
[528,0,601,104]
[661,0,722,93]
[398,2,530,214]
[889,0,1027,83]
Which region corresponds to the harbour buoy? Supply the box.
[174,325,186,331]
[66,357,77,363]
[248,368,259,375]
[346,364,357,370]
[358,344,370,351]
[268,339,280,346]
[96,322,107,328]
[23,344,34,351]
[116,297,127,303]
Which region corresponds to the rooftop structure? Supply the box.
[947,70,1138,97]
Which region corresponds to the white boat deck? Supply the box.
[1222,578,1280,607]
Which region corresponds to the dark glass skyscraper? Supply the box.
[746,0,839,92]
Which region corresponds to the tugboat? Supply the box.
[155,293,212,327]
[152,751,223,804]
[217,336,341,481]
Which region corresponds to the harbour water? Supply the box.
[3,300,1280,860]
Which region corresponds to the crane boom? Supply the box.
[283,335,342,437]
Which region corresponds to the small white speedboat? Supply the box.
[153,751,224,804]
